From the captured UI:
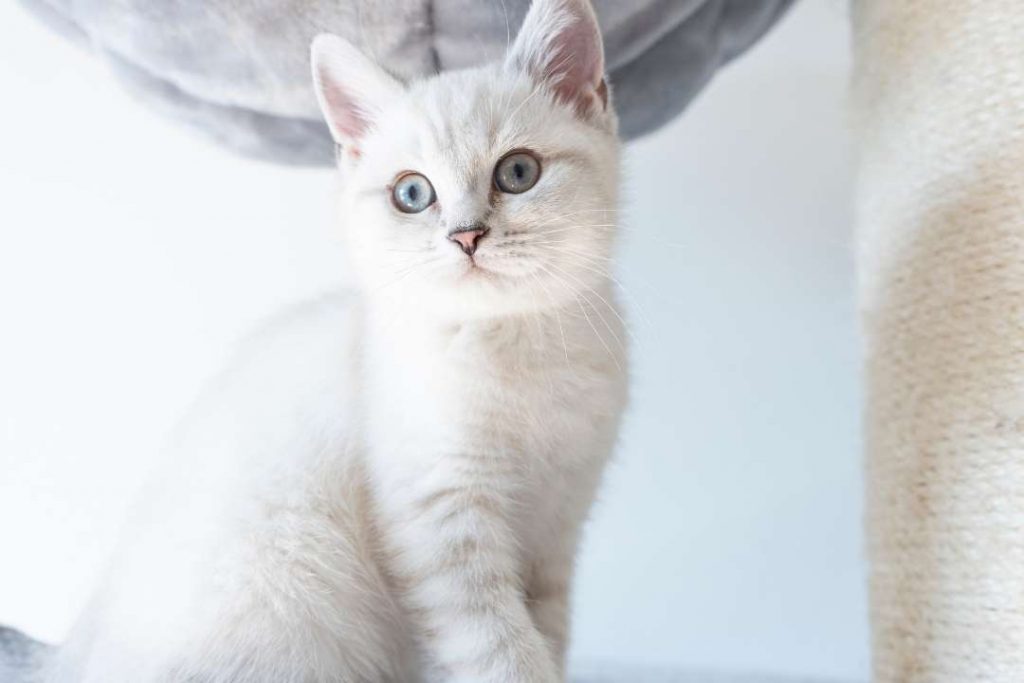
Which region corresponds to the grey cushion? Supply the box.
[0,627,45,683]
[16,0,794,165]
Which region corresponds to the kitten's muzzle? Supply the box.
[448,224,489,257]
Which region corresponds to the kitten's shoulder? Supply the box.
[170,291,362,453]
[212,291,360,387]
[235,290,358,360]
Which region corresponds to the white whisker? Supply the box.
[539,264,622,371]
[544,262,633,351]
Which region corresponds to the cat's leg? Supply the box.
[524,461,608,676]
[526,548,574,676]
[383,477,560,683]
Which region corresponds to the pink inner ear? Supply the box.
[542,7,605,116]
[318,71,371,145]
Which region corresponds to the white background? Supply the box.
[0,1,865,680]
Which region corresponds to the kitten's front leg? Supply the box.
[527,466,605,675]
[527,551,574,676]
[386,477,561,683]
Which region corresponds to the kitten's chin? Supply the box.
[364,271,573,322]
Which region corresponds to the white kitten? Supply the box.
[47,0,625,681]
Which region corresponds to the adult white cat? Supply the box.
[48,0,625,680]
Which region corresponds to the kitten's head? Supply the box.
[312,0,618,319]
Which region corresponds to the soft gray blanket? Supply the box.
[17,0,793,165]
[0,628,45,683]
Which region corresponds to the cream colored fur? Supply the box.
[46,1,626,681]
[854,0,1024,680]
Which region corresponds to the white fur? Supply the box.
[49,1,625,681]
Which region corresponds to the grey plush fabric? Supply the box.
[0,627,46,683]
[16,0,794,166]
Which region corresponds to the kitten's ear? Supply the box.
[311,34,404,154]
[506,0,607,116]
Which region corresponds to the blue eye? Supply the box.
[392,172,435,213]
[494,151,541,194]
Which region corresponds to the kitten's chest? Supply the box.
[363,316,621,468]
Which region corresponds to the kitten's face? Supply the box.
[341,69,617,318]
[313,0,618,319]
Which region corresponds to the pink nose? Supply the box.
[448,226,488,256]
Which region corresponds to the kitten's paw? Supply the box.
[449,655,560,683]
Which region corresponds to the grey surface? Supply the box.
[0,626,851,683]
[0,627,45,683]
[572,663,847,682]
[15,0,794,165]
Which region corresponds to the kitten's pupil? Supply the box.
[407,185,419,201]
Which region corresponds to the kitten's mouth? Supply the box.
[458,258,497,281]
[462,260,489,277]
